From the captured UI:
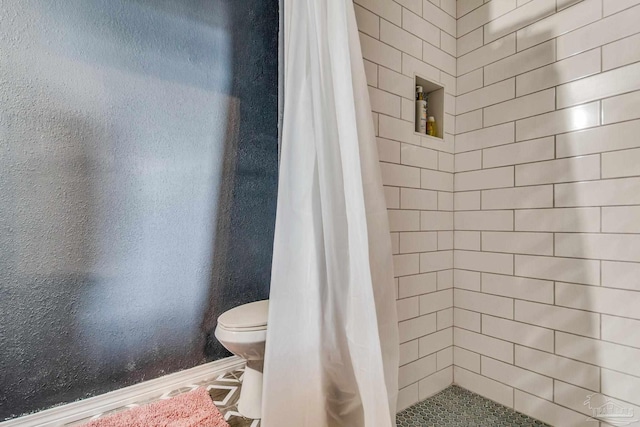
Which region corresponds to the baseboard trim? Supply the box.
[1,356,244,427]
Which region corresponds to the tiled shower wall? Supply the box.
[354,0,457,411]
[453,0,640,425]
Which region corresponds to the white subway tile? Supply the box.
[455,211,514,231]
[553,380,604,417]
[388,209,420,232]
[401,143,438,169]
[400,188,438,210]
[481,356,553,400]
[458,34,516,76]
[454,191,481,211]
[557,3,640,60]
[515,207,600,232]
[514,390,591,426]
[556,119,640,157]
[557,281,640,320]
[517,0,602,52]
[483,89,555,127]
[483,137,554,168]
[440,71,457,95]
[515,155,600,186]
[516,102,600,141]
[454,346,480,372]
[457,68,483,96]
[397,296,420,321]
[438,231,453,250]
[481,186,553,210]
[402,8,439,46]
[421,211,453,231]
[454,367,514,408]
[419,329,453,356]
[394,253,420,277]
[421,169,454,191]
[601,369,640,407]
[482,273,554,304]
[455,289,514,318]
[398,353,436,387]
[482,231,553,255]
[557,233,640,262]
[454,308,481,332]
[397,383,419,411]
[454,328,514,363]
[354,4,380,38]
[391,232,400,254]
[457,28,483,58]
[602,90,640,125]
[378,67,414,100]
[360,33,402,72]
[485,41,556,87]
[515,299,600,338]
[455,150,482,172]
[438,152,454,173]
[399,231,438,253]
[440,31,457,57]
[454,269,481,291]
[603,0,640,16]
[354,0,402,25]
[602,261,640,291]
[455,167,514,191]
[603,32,640,71]
[456,123,515,153]
[458,79,515,115]
[402,53,440,81]
[482,315,554,352]
[379,114,421,145]
[515,254,600,285]
[456,110,484,134]
[422,42,456,76]
[557,332,640,378]
[437,308,454,330]
[440,0,456,18]
[399,272,437,298]
[384,186,400,209]
[418,367,453,400]
[400,339,419,366]
[557,62,640,108]
[454,231,481,251]
[602,315,640,349]
[420,289,453,314]
[484,0,556,44]
[369,87,401,117]
[556,177,640,207]
[399,313,437,343]
[516,48,601,97]
[457,0,484,18]
[603,206,640,233]
[422,0,456,36]
[420,250,453,272]
[363,60,378,86]
[458,0,516,37]
[437,269,454,290]
[515,345,600,391]
[380,162,420,187]
[438,191,453,211]
[377,138,400,163]
[380,19,422,59]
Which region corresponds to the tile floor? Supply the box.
[396,385,550,426]
[71,370,548,427]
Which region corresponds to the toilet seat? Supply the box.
[218,300,268,331]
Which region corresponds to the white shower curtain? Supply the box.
[261,0,399,425]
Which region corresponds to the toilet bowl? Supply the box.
[214,300,268,419]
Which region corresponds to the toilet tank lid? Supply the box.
[218,300,269,329]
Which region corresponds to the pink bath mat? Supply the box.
[82,387,229,427]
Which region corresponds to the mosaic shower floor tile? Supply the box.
[396,385,550,427]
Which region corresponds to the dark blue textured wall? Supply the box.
[0,0,278,420]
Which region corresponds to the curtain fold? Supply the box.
[261,0,399,425]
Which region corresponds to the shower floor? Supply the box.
[397,385,550,426]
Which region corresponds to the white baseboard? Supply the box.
[1,356,244,427]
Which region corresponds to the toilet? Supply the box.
[214,300,268,419]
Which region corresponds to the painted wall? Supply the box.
[452,0,640,424]
[353,0,457,411]
[0,0,278,420]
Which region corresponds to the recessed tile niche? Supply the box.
[414,75,444,140]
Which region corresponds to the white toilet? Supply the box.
[214,299,268,419]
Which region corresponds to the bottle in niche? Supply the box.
[427,116,437,137]
[415,86,427,133]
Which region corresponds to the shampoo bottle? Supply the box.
[415,86,427,133]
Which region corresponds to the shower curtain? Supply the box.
[261,0,399,426]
